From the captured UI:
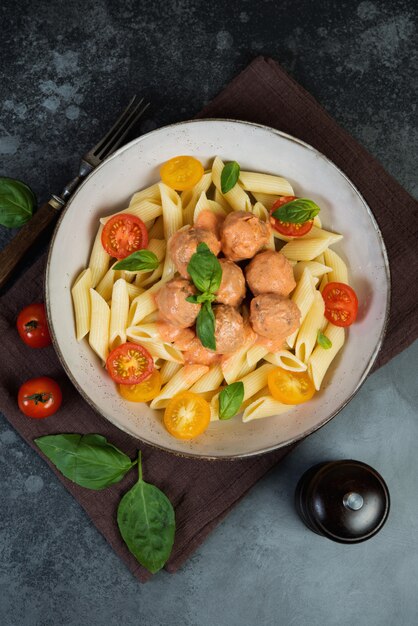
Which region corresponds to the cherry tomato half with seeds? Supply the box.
[160,156,204,191]
[268,367,316,405]
[322,282,359,327]
[118,370,162,402]
[101,213,148,259]
[106,342,154,385]
[18,377,62,418]
[270,196,314,237]
[163,391,211,440]
[16,303,51,348]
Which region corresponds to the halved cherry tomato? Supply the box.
[106,342,154,385]
[119,370,161,402]
[322,282,358,327]
[160,156,204,191]
[268,367,316,405]
[18,377,62,418]
[270,196,314,237]
[163,391,211,439]
[16,303,51,348]
[101,214,148,259]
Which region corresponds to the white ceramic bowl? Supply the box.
[46,119,390,458]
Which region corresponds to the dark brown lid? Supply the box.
[295,460,390,543]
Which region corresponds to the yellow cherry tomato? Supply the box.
[160,156,204,191]
[163,391,211,440]
[267,367,316,405]
[119,370,162,402]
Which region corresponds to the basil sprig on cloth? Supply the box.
[0,176,36,228]
[117,451,175,574]
[113,249,159,272]
[221,161,240,193]
[219,382,245,420]
[187,242,222,350]
[272,198,320,224]
[317,330,332,349]
[35,433,137,490]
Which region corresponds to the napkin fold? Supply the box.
[0,56,416,583]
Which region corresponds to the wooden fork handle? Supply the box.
[0,199,62,290]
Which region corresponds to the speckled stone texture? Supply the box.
[0,1,417,624]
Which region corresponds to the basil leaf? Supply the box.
[272,198,320,224]
[196,301,216,351]
[113,250,159,272]
[0,177,36,228]
[185,295,199,304]
[221,161,240,194]
[187,242,222,294]
[219,382,244,420]
[186,293,215,305]
[117,452,175,574]
[34,434,136,490]
[317,330,332,349]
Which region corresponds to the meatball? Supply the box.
[168,226,221,278]
[155,278,200,328]
[194,209,225,239]
[215,259,246,307]
[213,305,245,354]
[250,294,300,340]
[220,211,271,261]
[246,250,296,297]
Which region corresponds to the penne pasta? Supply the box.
[160,360,182,385]
[89,288,110,362]
[280,237,332,261]
[182,172,212,224]
[148,215,165,240]
[264,350,307,372]
[189,365,224,393]
[109,279,129,350]
[126,283,145,301]
[100,200,162,225]
[129,183,161,204]
[242,395,291,423]
[150,364,209,409]
[211,156,252,212]
[129,280,163,326]
[251,192,277,211]
[88,225,110,288]
[293,261,332,282]
[246,344,269,368]
[125,332,184,363]
[71,268,92,341]
[294,290,325,363]
[324,248,349,284]
[308,323,345,390]
[239,171,294,196]
[159,182,183,280]
[286,268,316,348]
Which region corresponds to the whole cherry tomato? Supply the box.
[18,377,62,419]
[16,303,51,348]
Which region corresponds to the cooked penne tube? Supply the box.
[295,290,325,363]
[293,261,332,282]
[182,172,212,224]
[214,187,233,212]
[193,191,226,223]
[128,281,162,326]
[242,395,291,422]
[286,268,316,348]
[281,237,332,261]
[96,264,121,302]
[251,192,277,211]
[252,202,275,249]
[133,239,166,285]
[126,283,145,301]
[189,365,224,393]
[109,279,129,350]
[125,323,161,340]
[324,248,349,284]
[211,156,252,212]
[264,350,307,372]
[308,323,345,390]
[88,225,110,288]
[71,268,92,341]
[100,200,162,225]
[159,183,183,280]
[239,171,294,196]
[125,333,184,363]
[89,288,110,362]
[150,364,209,409]
[246,344,269,367]
[240,363,276,402]
[129,183,161,204]
[160,360,182,385]
[148,215,165,239]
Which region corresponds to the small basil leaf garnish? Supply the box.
[220,161,240,194]
[272,198,320,224]
[219,382,245,420]
[113,250,159,272]
[187,242,222,294]
[0,177,36,228]
[196,300,216,351]
[117,451,175,574]
[317,330,332,349]
[34,434,136,490]
[185,295,199,304]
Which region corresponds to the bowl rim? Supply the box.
[45,117,391,460]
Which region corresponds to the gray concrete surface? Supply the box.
[1,1,417,624]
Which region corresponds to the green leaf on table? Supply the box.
[271,198,320,224]
[196,300,216,351]
[220,161,240,194]
[117,451,175,574]
[113,250,159,272]
[187,242,222,294]
[317,330,332,349]
[219,381,245,420]
[0,177,36,228]
[34,434,136,490]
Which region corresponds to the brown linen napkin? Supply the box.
[0,57,417,583]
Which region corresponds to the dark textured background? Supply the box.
[1,1,417,625]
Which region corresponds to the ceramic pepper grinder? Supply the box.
[295,460,390,543]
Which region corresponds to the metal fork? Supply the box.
[0,95,150,290]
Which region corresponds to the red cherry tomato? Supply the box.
[270,196,314,237]
[18,377,62,419]
[106,342,154,385]
[16,303,52,348]
[101,213,148,259]
[322,282,359,327]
